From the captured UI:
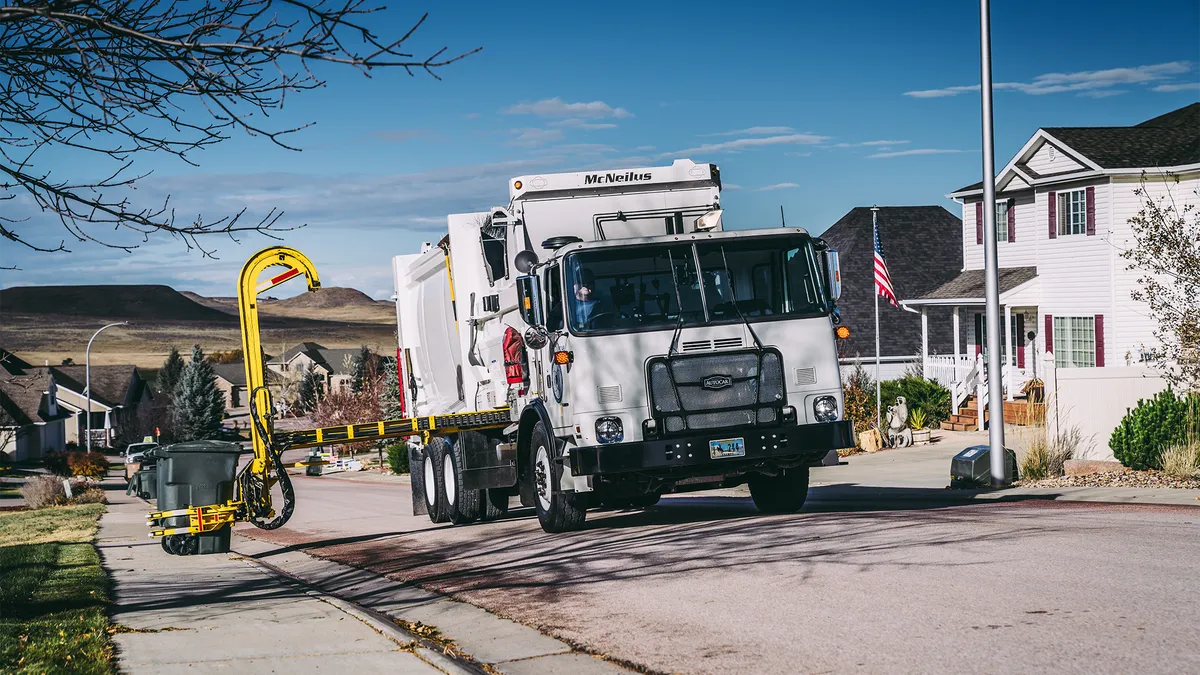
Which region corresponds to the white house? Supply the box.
[904,103,1199,427]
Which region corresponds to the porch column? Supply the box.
[1004,305,1014,401]
[952,306,961,385]
[103,409,112,448]
[921,307,929,378]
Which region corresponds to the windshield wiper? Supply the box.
[718,245,765,351]
[666,248,688,356]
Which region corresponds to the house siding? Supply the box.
[1025,141,1086,175]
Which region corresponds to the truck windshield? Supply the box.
[565,235,828,334]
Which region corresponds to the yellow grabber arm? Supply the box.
[236,246,320,529]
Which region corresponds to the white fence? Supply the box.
[1041,354,1168,461]
[838,356,918,384]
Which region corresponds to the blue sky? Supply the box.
[3,0,1198,299]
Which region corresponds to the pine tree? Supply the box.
[350,345,371,393]
[158,346,185,395]
[298,362,322,413]
[171,345,226,441]
[379,353,402,420]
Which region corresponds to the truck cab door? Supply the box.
[543,264,572,432]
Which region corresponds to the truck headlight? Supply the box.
[813,396,838,422]
[595,417,624,444]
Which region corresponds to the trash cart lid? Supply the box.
[155,440,245,455]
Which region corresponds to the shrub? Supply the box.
[1018,428,1079,481]
[20,475,66,509]
[842,362,875,432]
[43,450,71,476]
[68,487,107,505]
[1109,390,1199,470]
[67,451,110,479]
[880,375,952,428]
[385,442,410,474]
[1159,443,1200,479]
[908,408,929,430]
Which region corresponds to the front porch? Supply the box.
[903,267,1043,429]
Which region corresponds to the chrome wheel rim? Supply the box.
[534,444,552,511]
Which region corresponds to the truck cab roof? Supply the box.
[542,227,814,262]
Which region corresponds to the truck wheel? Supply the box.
[446,435,483,524]
[529,421,585,533]
[425,438,450,523]
[480,489,510,521]
[748,466,810,514]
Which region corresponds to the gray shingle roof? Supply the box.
[820,206,964,358]
[954,103,1199,193]
[0,371,68,426]
[211,363,248,386]
[918,266,1038,301]
[50,365,148,408]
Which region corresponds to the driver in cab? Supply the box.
[571,269,613,329]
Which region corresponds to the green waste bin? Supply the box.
[152,440,243,555]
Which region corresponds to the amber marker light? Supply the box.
[553,350,572,365]
[836,326,851,339]
[514,180,523,190]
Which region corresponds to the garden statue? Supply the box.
[886,396,913,448]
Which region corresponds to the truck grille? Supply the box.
[647,349,785,434]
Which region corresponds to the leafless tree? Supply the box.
[0,1,478,265]
[1123,173,1200,391]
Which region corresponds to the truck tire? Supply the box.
[480,489,510,521]
[425,438,451,523]
[748,466,811,514]
[446,434,483,524]
[529,421,586,533]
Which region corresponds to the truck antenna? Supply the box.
[780,205,786,227]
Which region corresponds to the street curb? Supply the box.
[238,553,484,675]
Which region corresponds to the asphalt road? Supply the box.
[241,465,1200,675]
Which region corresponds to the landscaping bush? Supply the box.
[1159,442,1200,479]
[66,451,110,479]
[879,375,952,428]
[842,362,875,432]
[385,442,410,475]
[20,476,66,509]
[68,488,107,505]
[43,450,71,476]
[1109,390,1200,470]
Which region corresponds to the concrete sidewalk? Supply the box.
[98,481,629,674]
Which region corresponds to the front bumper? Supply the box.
[569,419,855,475]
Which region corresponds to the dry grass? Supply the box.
[20,476,66,510]
[1159,442,1200,479]
[1013,394,1081,481]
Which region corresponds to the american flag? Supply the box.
[873,220,898,307]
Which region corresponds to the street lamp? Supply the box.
[86,322,129,453]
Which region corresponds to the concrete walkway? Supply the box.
[98,481,630,675]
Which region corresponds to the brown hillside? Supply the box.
[1,285,235,322]
[273,287,378,309]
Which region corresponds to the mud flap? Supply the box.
[409,444,428,516]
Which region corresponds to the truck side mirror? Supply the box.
[823,249,841,302]
[516,275,545,327]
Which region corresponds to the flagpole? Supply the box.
[872,206,882,432]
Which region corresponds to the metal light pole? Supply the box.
[86,322,129,452]
[978,0,1008,485]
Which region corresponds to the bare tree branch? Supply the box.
[0,1,479,258]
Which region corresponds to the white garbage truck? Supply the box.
[393,159,855,533]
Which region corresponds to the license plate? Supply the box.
[709,437,745,459]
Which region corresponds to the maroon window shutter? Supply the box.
[975,201,983,245]
[1044,314,1054,353]
[1047,191,1057,239]
[1007,198,1016,242]
[974,314,983,356]
[1094,315,1104,367]
[1085,186,1096,235]
[1016,314,1026,368]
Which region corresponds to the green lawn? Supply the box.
[0,503,115,674]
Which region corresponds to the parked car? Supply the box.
[123,441,159,480]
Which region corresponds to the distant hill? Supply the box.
[272,287,379,310]
[2,285,235,322]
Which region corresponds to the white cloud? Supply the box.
[634,145,656,151]
[756,183,799,191]
[462,112,481,120]
[531,143,618,156]
[722,183,743,190]
[704,126,795,137]
[867,148,968,159]
[549,118,619,129]
[507,128,565,147]
[1152,82,1200,92]
[831,140,910,148]
[503,97,632,119]
[664,133,829,157]
[1079,90,1126,99]
[905,61,1193,98]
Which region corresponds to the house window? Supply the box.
[995,201,1009,242]
[1057,190,1087,236]
[1053,316,1095,367]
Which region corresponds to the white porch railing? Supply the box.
[924,354,1030,426]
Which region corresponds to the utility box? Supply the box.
[152,441,243,555]
[950,445,1018,488]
